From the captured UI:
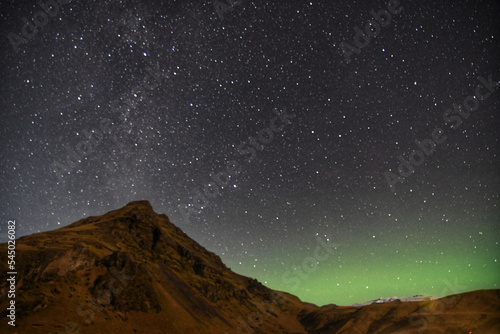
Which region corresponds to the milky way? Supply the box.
[1,0,499,305]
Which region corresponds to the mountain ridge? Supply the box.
[1,200,499,333]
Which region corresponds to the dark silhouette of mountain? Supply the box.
[1,201,499,333]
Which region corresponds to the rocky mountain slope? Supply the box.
[1,201,499,333]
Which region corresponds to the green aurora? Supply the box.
[225,218,499,306]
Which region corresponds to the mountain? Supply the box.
[350,295,433,306]
[1,200,499,333]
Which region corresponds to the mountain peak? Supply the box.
[124,200,154,211]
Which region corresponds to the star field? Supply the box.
[0,0,499,306]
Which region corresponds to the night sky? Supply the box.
[1,0,499,306]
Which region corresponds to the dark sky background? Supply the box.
[1,0,499,305]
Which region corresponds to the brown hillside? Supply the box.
[1,201,498,333]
